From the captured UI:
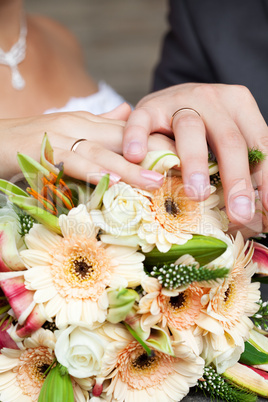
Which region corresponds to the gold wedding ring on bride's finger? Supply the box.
[70,138,87,152]
[170,107,201,130]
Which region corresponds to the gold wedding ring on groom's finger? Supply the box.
[70,138,87,153]
[170,107,201,130]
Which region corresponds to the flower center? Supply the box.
[164,197,180,216]
[131,352,159,373]
[50,237,112,301]
[169,292,186,310]
[38,363,50,375]
[223,282,236,308]
[150,177,201,234]
[70,256,94,281]
[118,343,174,390]
[14,347,54,401]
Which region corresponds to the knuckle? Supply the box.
[230,84,254,102]
[174,113,204,130]
[193,83,219,101]
[219,128,244,149]
[87,142,103,158]
[256,135,268,151]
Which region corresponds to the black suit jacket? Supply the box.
[152,0,268,123]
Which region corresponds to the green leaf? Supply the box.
[145,327,174,356]
[124,322,152,356]
[86,174,110,210]
[9,195,61,234]
[0,179,29,197]
[38,363,74,402]
[144,235,228,267]
[106,288,139,324]
[17,153,49,191]
[239,342,268,365]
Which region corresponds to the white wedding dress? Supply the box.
[44,81,126,115]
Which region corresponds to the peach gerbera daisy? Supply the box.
[20,205,145,329]
[0,328,92,402]
[99,323,204,402]
[195,231,261,346]
[138,176,226,252]
[0,328,56,402]
[139,274,203,333]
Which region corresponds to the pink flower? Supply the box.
[0,276,47,337]
[252,242,268,276]
[0,320,19,349]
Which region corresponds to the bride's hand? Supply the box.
[0,109,176,190]
[123,83,268,224]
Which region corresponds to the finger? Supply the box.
[57,110,126,127]
[226,87,268,212]
[204,110,255,224]
[171,109,210,201]
[100,102,132,122]
[148,134,176,154]
[49,122,125,155]
[123,107,156,163]
[55,143,164,191]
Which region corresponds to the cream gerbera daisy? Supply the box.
[0,328,92,402]
[195,231,261,347]
[139,274,204,333]
[20,205,145,329]
[138,176,226,252]
[99,323,204,402]
[0,328,56,402]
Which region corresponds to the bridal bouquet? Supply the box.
[0,134,268,402]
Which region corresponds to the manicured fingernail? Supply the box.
[188,173,210,197]
[140,170,164,187]
[230,196,255,221]
[125,141,144,155]
[101,170,121,183]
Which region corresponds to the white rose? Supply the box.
[55,325,108,378]
[91,182,150,238]
[201,333,244,374]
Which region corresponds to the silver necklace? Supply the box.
[0,17,27,90]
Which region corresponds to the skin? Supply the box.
[0,0,173,190]
[0,107,176,189]
[123,83,268,224]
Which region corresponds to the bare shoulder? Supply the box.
[29,15,84,60]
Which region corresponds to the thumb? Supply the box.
[100,102,132,121]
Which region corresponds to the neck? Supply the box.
[0,0,24,50]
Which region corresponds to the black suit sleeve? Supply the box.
[152,0,268,122]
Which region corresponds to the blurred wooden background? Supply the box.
[25,0,168,105]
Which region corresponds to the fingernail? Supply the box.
[125,141,144,155]
[140,170,164,188]
[188,173,210,197]
[230,195,255,221]
[101,170,121,183]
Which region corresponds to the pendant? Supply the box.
[11,65,25,90]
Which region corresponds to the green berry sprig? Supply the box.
[150,263,229,290]
[18,213,35,236]
[197,366,257,402]
[252,299,268,331]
